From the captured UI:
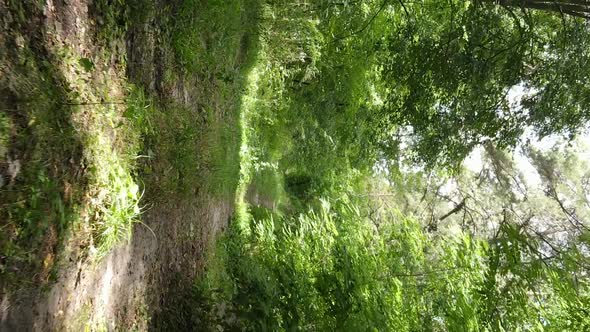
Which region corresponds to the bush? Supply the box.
[194,199,493,331]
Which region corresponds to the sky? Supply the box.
[463,84,590,187]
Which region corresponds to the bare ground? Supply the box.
[2,196,232,331]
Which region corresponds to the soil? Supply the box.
[1,197,232,331]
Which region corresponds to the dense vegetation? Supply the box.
[188,0,590,330]
[1,0,589,330]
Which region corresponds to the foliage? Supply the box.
[195,196,589,330]
[191,1,590,330]
[251,0,590,170]
[3,0,590,329]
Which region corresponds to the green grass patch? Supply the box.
[136,99,205,197]
[54,46,143,258]
[134,0,262,201]
[205,115,242,198]
[0,3,145,285]
[125,86,241,199]
[0,41,88,286]
[171,0,249,75]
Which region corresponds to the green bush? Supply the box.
[195,199,492,331]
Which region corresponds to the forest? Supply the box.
[1,0,589,330]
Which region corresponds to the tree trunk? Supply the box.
[488,0,590,18]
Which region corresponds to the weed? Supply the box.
[0,1,146,287]
[171,0,246,74]
[0,112,10,158]
[52,45,144,257]
[0,36,86,286]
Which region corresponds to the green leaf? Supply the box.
[79,57,94,72]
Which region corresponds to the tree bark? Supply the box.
[487,0,590,18]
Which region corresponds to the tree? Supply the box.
[361,0,590,168]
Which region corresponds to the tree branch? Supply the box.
[439,197,467,221]
[331,0,390,43]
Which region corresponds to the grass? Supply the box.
[0,39,87,286]
[122,0,263,203]
[0,2,144,286]
[171,0,248,74]
[126,90,242,201]
[52,44,143,258]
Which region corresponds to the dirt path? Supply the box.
[0,0,240,330]
[2,196,232,331]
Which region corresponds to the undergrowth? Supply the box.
[194,199,489,331]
